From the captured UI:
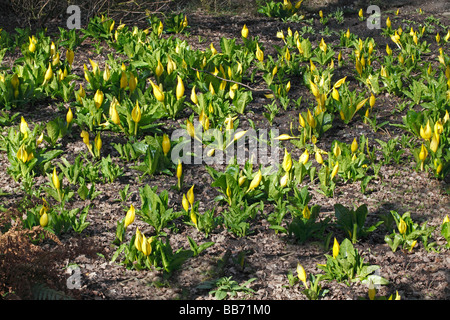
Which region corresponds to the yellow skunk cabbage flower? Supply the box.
[280,173,289,188]
[77,84,86,103]
[275,134,297,140]
[299,149,309,165]
[36,132,44,146]
[434,120,443,135]
[29,36,37,53]
[52,167,60,190]
[444,110,449,123]
[186,119,195,138]
[436,32,440,44]
[309,80,319,97]
[110,98,121,125]
[238,175,246,187]
[386,17,391,29]
[157,20,163,36]
[162,134,171,156]
[315,151,324,165]
[190,86,198,104]
[66,107,73,126]
[351,138,358,153]
[155,59,164,78]
[247,169,262,193]
[419,144,428,170]
[44,63,53,83]
[306,109,316,128]
[234,130,247,142]
[94,89,104,109]
[282,148,293,172]
[124,204,135,228]
[80,130,92,153]
[40,211,49,227]
[420,120,432,140]
[132,101,141,135]
[141,234,152,256]
[187,185,195,206]
[20,116,29,138]
[332,238,340,258]
[386,44,392,56]
[190,209,198,230]
[302,206,311,219]
[331,161,339,180]
[256,43,264,62]
[134,228,143,252]
[182,194,189,212]
[333,142,341,157]
[241,24,249,39]
[443,215,449,224]
[150,80,164,102]
[177,159,183,184]
[16,145,28,163]
[398,218,407,235]
[319,38,327,52]
[94,133,102,154]
[176,75,185,100]
[430,132,439,153]
[167,57,176,74]
[210,43,218,55]
[358,9,363,19]
[296,263,308,288]
[66,48,74,66]
[299,113,306,128]
[332,87,339,101]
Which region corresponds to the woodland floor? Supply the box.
[0,0,449,305]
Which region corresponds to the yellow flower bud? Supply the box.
[299,149,309,165]
[134,228,143,251]
[331,161,339,180]
[176,75,185,100]
[66,48,74,66]
[256,43,264,62]
[110,98,121,125]
[124,204,135,228]
[247,169,262,192]
[398,218,407,234]
[66,107,73,125]
[296,263,308,288]
[94,132,102,153]
[162,134,171,156]
[332,238,340,258]
[182,194,189,212]
[130,101,141,125]
[150,80,164,102]
[52,167,60,190]
[44,63,53,82]
[40,212,49,227]
[187,185,195,206]
[302,206,311,219]
[94,89,104,109]
[241,24,249,39]
[190,86,198,104]
[420,120,432,140]
[351,138,358,153]
[315,152,324,165]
